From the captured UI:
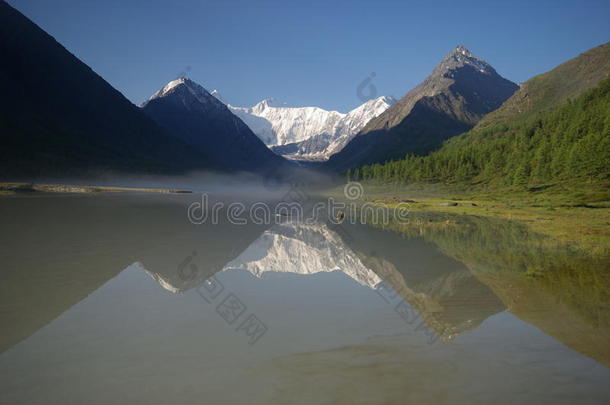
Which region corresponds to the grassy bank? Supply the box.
[325,180,610,255]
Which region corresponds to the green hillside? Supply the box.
[477,42,610,128]
[347,43,610,193]
[348,75,610,189]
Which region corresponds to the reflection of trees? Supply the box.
[370,212,610,366]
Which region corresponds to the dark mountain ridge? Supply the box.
[141,78,289,173]
[0,1,215,179]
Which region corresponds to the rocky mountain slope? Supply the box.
[348,42,610,188]
[326,45,519,171]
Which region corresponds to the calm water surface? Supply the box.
[0,193,609,404]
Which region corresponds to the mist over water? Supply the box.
[20,165,339,197]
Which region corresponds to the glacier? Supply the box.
[212,91,395,161]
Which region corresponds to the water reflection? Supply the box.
[222,222,382,288]
[0,193,269,352]
[0,194,609,404]
[138,218,506,345]
[371,211,610,367]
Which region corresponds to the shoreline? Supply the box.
[0,182,193,195]
[369,196,609,255]
[323,183,610,255]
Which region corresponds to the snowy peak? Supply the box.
[209,89,227,104]
[215,94,395,160]
[256,98,274,108]
[254,98,282,108]
[379,95,398,104]
[148,77,192,100]
[144,77,225,109]
[453,45,474,57]
[251,97,291,113]
[435,45,495,75]
[154,78,183,97]
[350,95,397,115]
[140,77,287,171]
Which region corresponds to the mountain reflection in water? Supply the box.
[0,193,609,404]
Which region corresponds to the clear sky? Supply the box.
[7,0,610,112]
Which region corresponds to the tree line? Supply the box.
[348,77,610,187]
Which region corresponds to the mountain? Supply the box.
[269,96,397,161]
[348,42,610,190]
[0,2,212,179]
[326,45,519,171]
[476,42,610,128]
[212,93,395,161]
[141,78,288,172]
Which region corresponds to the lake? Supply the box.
[0,192,609,404]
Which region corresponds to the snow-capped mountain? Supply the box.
[211,92,396,161]
[141,78,287,172]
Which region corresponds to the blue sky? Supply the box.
[8,0,610,112]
